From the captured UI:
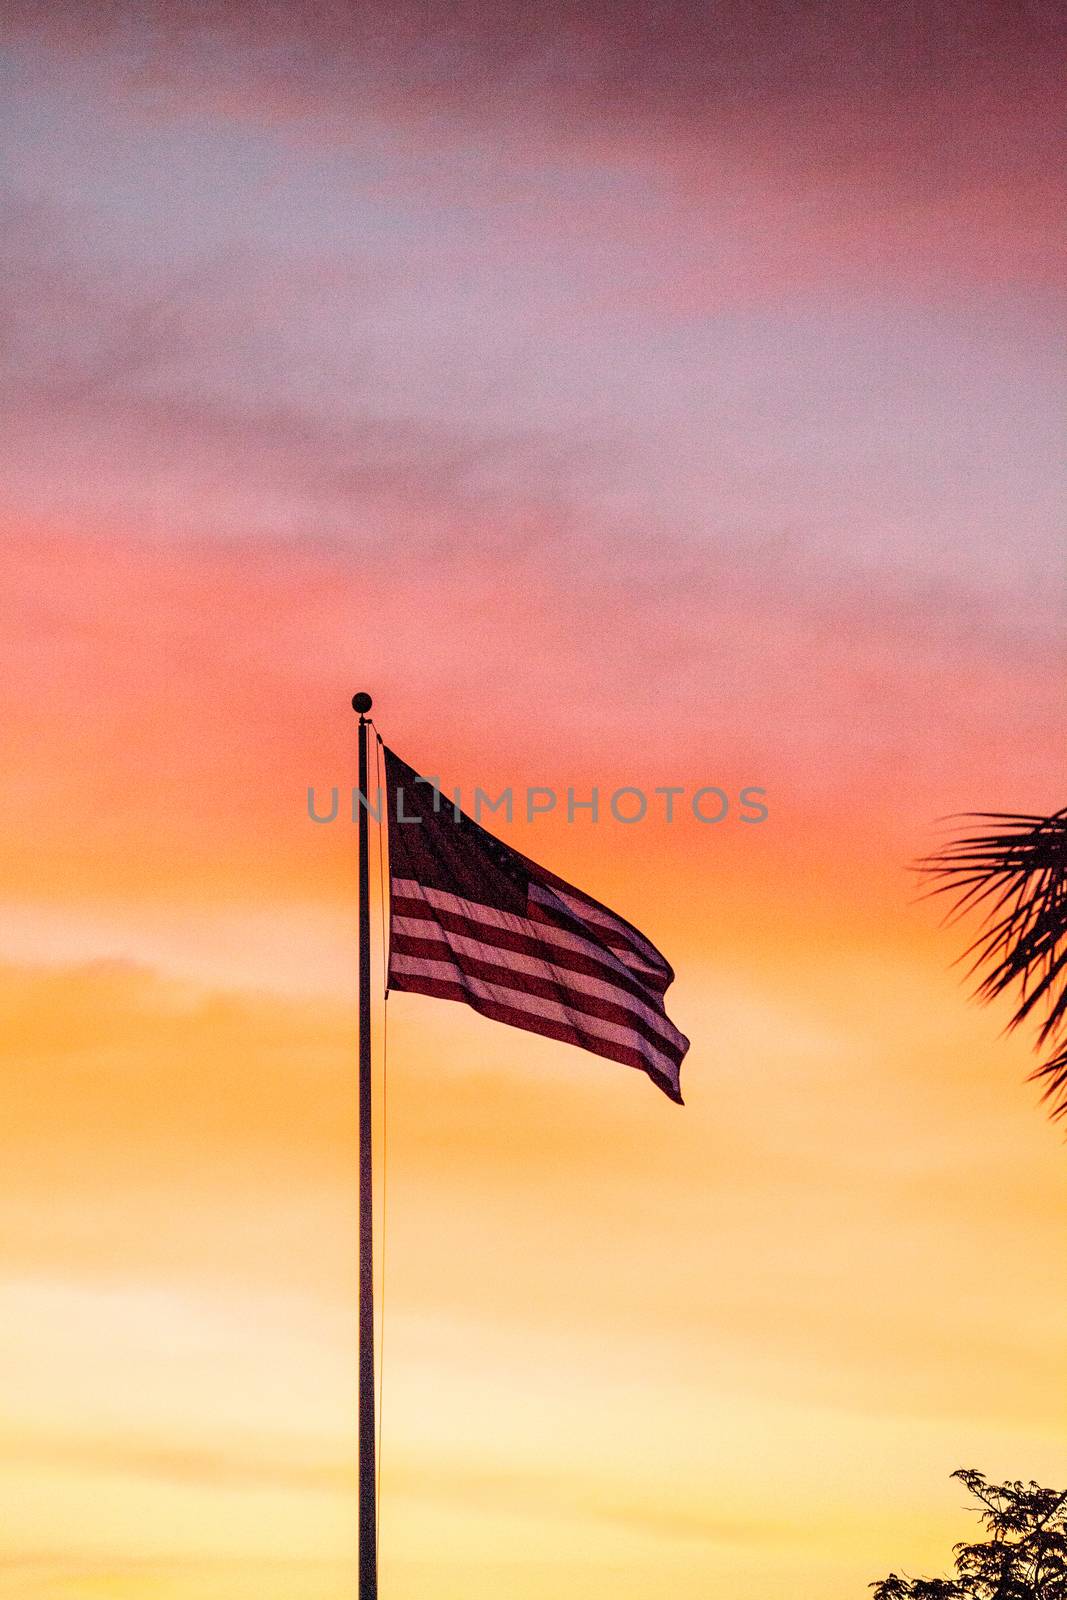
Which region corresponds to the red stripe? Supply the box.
[391,891,670,1006]
[390,968,684,1104]
[390,929,687,1066]
[527,875,673,976]
[526,897,671,991]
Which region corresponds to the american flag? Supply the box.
[384,747,689,1102]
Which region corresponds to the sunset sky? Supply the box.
[1,3,1064,1596]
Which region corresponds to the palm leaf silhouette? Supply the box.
[919,809,1067,1121]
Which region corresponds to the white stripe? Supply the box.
[528,883,666,974]
[391,916,688,1056]
[389,952,682,1081]
[530,882,666,969]
[391,879,663,993]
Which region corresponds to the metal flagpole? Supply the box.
[352,691,378,1600]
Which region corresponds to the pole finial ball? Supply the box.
[352,692,373,714]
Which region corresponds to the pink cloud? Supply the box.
[3,1,1061,306]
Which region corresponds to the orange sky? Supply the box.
[1,4,1064,1597]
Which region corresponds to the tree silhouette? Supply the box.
[871,1470,1067,1598]
[920,810,1067,1120]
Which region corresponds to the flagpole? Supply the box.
[352,691,377,1600]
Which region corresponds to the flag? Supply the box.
[383,747,689,1103]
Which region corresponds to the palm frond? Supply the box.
[1031,1041,1067,1123]
[918,809,1067,1121]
